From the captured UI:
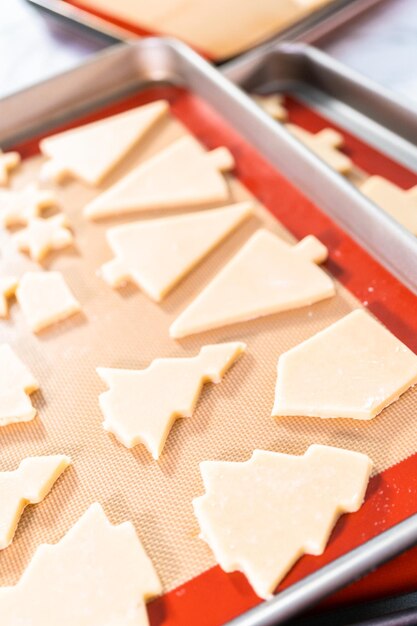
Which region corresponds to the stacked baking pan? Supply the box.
[2,1,417,625]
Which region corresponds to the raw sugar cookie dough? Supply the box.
[40,100,168,186]
[0,150,20,186]
[101,201,252,301]
[0,344,39,426]
[0,503,161,626]
[360,176,417,235]
[273,309,417,420]
[0,456,70,549]
[0,184,56,228]
[97,342,246,459]
[194,445,372,598]
[286,124,353,174]
[13,214,73,263]
[0,277,18,318]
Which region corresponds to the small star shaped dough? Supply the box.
[0,455,70,549]
[0,184,56,228]
[273,309,417,420]
[286,124,353,174]
[193,445,372,599]
[97,342,246,459]
[0,503,161,626]
[0,344,39,426]
[0,276,18,318]
[252,94,287,121]
[13,214,73,262]
[16,272,81,333]
[0,150,20,186]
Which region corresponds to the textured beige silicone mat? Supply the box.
[0,110,416,594]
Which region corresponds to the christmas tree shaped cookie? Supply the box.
[273,309,417,420]
[252,94,287,121]
[193,445,372,599]
[170,230,334,338]
[0,503,162,626]
[40,100,168,186]
[13,214,73,262]
[0,184,56,228]
[0,455,70,549]
[360,176,417,234]
[101,201,252,301]
[84,136,234,219]
[0,150,20,186]
[286,124,353,174]
[97,342,246,459]
[16,272,81,333]
[0,344,39,426]
[0,276,18,318]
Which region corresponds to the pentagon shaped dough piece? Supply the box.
[0,455,70,549]
[273,309,417,420]
[101,201,252,301]
[193,444,372,599]
[0,276,18,318]
[0,344,39,425]
[170,230,334,338]
[286,124,353,174]
[0,502,162,626]
[360,176,417,234]
[252,94,287,121]
[0,150,20,186]
[40,100,168,186]
[0,184,56,228]
[84,135,234,219]
[13,214,73,262]
[16,271,81,333]
[97,341,246,459]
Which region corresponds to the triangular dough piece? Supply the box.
[0,344,39,426]
[0,455,70,549]
[360,176,417,234]
[101,201,252,301]
[13,214,73,262]
[84,136,234,219]
[286,124,353,173]
[0,502,162,626]
[252,94,287,121]
[170,230,335,338]
[16,272,81,333]
[40,100,168,186]
[0,150,20,186]
[273,309,417,420]
[0,276,18,317]
[0,184,56,228]
[193,445,372,599]
[97,342,246,459]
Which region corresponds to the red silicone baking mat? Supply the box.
[5,85,417,624]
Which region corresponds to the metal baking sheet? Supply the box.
[2,39,417,625]
[27,0,381,62]
[223,41,417,295]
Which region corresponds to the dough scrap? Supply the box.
[360,176,417,235]
[170,230,334,338]
[273,309,417,420]
[286,124,353,174]
[193,444,372,599]
[84,136,234,220]
[0,184,56,228]
[0,502,162,626]
[97,342,246,459]
[16,272,81,333]
[0,276,18,318]
[13,214,73,262]
[40,100,168,186]
[0,455,70,549]
[0,344,39,426]
[252,94,287,121]
[101,201,252,301]
[0,150,20,186]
